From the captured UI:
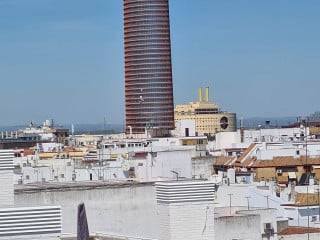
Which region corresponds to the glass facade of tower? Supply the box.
[124,0,174,134]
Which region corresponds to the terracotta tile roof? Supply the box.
[63,146,75,151]
[236,143,256,163]
[214,155,256,168]
[214,156,234,166]
[279,226,320,235]
[215,154,320,171]
[252,156,320,168]
[241,157,256,168]
[23,149,34,156]
[214,144,259,168]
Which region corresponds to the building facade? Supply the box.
[124,0,174,135]
[174,87,236,137]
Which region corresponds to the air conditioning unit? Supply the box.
[276,169,282,174]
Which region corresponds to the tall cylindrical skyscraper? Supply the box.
[124,0,174,135]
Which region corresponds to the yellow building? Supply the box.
[174,87,236,137]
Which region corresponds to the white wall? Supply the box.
[243,128,304,143]
[15,148,193,184]
[215,185,286,217]
[284,206,320,228]
[156,181,215,240]
[215,131,240,150]
[215,214,261,240]
[238,208,278,237]
[0,150,14,206]
[0,170,13,206]
[192,157,215,179]
[148,150,192,180]
[257,148,298,160]
[175,119,196,137]
[280,232,320,240]
[159,203,214,240]
[15,185,159,239]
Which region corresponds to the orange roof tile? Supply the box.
[214,156,234,166]
[241,157,256,168]
[252,156,320,168]
[23,149,34,156]
[64,146,75,151]
[279,226,320,235]
[237,143,256,163]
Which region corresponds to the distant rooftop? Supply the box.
[14,180,154,194]
[279,226,320,235]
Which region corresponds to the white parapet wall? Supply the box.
[155,181,215,240]
[0,205,62,240]
[0,149,62,239]
[0,150,14,206]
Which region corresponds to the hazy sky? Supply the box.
[0,0,319,125]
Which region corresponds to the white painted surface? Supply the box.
[158,203,214,240]
[15,185,159,239]
[156,181,215,240]
[280,232,320,240]
[215,185,286,217]
[192,157,215,180]
[215,131,240,150]
[0,150,14,206]
[215,214,261,240]
[215,208,278,240]
[0,170,14,206]
[175,119,196,137]
[0,205,61,240]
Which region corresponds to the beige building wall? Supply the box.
[255,168,276,182]
[255,166,307,183]
[174,87,236,136]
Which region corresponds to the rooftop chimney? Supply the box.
[198,87,203,102]
[0,150,14,206]
[156,181,215,240]
[205,86,210,102]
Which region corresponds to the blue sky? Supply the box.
[0,0,319,125]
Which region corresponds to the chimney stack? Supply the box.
[0,150,14,206]
[198,87,203,102]
[205,86,210,102]
[156,181,215,240]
